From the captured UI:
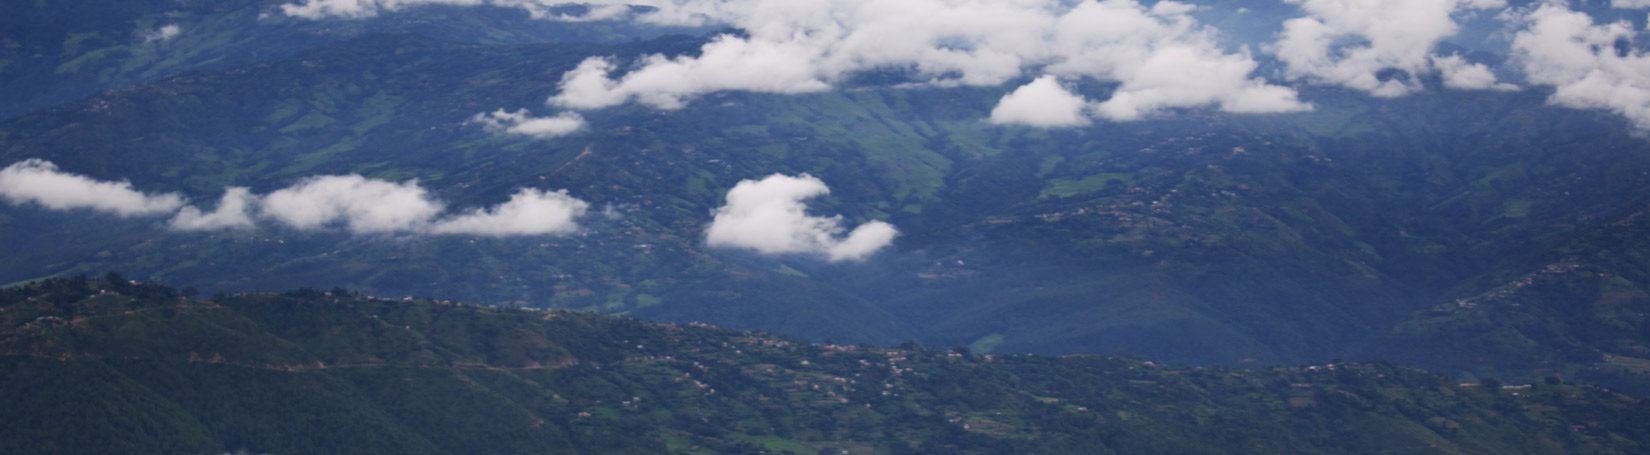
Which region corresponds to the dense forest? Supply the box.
[3,277,1649,455]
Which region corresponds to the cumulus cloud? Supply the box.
[547,36,832,110]
[549,0,1306,119]
[0,159,184,217]
[0,160,594,236]
[705,174,896,262]
[255,174,594,235]
[1511,2,1650,130]
[1273,0,1510,97]
[171,187,257,231]
[287,0,1307,123]
[431,188,589,236]
[261,175,443,233]
[825,221,899,262]
[1048,1,1310,120]
[989,76,1090,127]
[143,24,181,42]
[281,0,482,20]
[281,0,642,20]
[472,109,586,138]
[1431,54,1519,91]
[281,0,1650,132]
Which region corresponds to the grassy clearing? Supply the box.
[774,264,808,278]
[967,333,1005,354]
[1599,354,1650,374]
[604,286,633,310]
[1295,105,1375,138]
[635,294,663,308]
[1501,199,1531,219]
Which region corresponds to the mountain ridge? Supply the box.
[5,277,1650,455]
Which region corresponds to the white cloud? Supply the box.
[1432,54,1519,91]
[548,0,1306,119]
[249,175,596,235]
[0,160,593,236]
[989,76,1090,127]
[431,188,589,235]
[0,159,184,217]
[143,24,181,42]
[825,220,899,262]
[1511,2,1650,130]
[284,0,1306,124]
[281,0,485,20]
[1272,0,1509,97]
[1612,0,1650,9]
[1049,1,1310,120]
[705,174,896,262]
[281,0,638,21]
[548,35,832,110]
[260,175,444,233]
[171,187,257,231]
[473,109,586,138]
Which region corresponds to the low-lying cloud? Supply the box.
[286,0,1311,122]
[143,24,181,42]
[705,174,896,262]
[989,75,1090,127]
[430,188,589,235]
[280,0,631,20]
[276,0,1650,132]
[551,0,1309,119]
[1272,0,1510,97]
[472,109,586,138]
[261,175,444,233]
[1512,2,1650,131]
[171,187,257,231]
[0,160,589,236]
[281,0,477,19]
[0,159,185,217]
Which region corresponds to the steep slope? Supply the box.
[1378,201,1650,388]
[4,278,1650,455]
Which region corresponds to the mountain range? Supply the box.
[3,0,1650,391]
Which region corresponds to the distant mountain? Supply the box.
[4,278,1650,455]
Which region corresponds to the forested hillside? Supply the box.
[4,278,1650,455]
